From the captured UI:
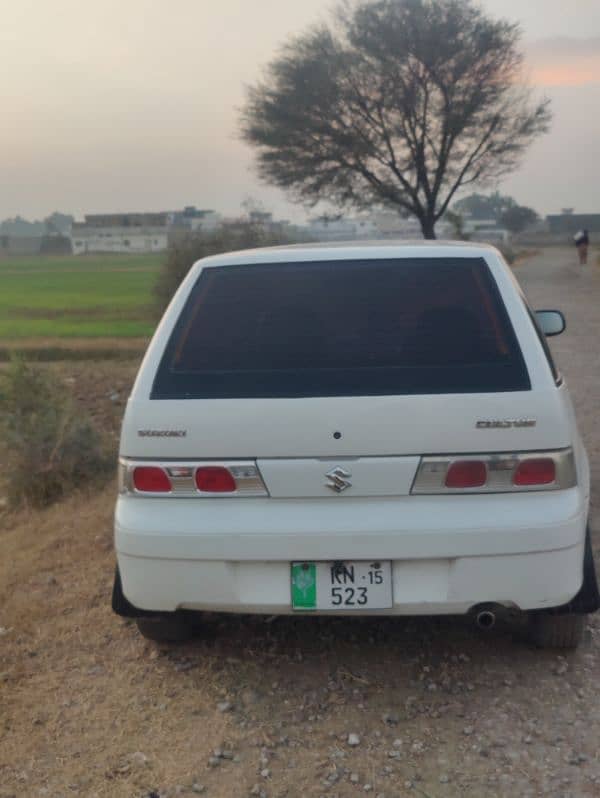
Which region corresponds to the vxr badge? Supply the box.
[325,467,352,493]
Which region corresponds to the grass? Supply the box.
[0,253,162,340]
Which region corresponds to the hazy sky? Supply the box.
[3,0,600,222]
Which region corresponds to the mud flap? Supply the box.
[111,565,158,618]
[561,526,600,615]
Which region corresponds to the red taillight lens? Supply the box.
[412,450,573,494]
[133,466,172,493]
[513,458,556,486]
[445,460,487,489]
[195,466,236,493]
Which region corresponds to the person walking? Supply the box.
[574,229,589,265]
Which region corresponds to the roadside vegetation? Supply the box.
[0,357,113,508]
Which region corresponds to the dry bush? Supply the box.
[154,222,303,313]
[497,243,516,264]
[0,357,113,508]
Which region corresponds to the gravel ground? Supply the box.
[1,247,599,798]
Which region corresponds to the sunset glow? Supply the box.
[528,37,600,87]
[532,60,600,87]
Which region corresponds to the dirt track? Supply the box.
[1,248,600,798]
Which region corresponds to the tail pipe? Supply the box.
[470,603,515,630]
[475,610,496,630]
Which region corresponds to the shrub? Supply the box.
[154,222,303,313]
[497,243,516,265]
[0,357,113,508]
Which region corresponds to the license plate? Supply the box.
[291,561,392,611]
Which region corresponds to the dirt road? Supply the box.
[1,248,599,798]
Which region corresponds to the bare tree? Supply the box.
[241,0,551,239]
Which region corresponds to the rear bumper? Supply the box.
[115,489,587,614]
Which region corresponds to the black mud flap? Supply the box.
[560,527,600,615]
[111,566,158,618]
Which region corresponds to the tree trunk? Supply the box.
[420,215,437,240]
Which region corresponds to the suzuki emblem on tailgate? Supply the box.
[325,467,353,493]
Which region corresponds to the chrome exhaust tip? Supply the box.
[476,610,496,630]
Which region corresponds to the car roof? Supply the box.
[197,239,502,269]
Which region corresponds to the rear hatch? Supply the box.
[121,255,567,498]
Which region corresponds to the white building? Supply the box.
[306,215,378,241]
[462,217,510,244]
[306,211,454,242]
[372,211,454,239]
[71,213,169,254]
[370,211,423,239]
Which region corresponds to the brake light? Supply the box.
[195,466,236,493]
[411,449,575,494]
[119,459,266,497]
[133,466,172,493]
[445,460,487,489]
[513,458,556,486]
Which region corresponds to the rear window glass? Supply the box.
[152,257,530,399]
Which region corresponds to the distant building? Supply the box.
[242,210,298,238]
[71,212,169,254]
[370,212,423,239]
[0,235,43,256]
[304,212,455,241]
[0,213,72,256]
[370,211,454,239]
[547,213,600,235]
[462,216,509,243]
[168,206,221,233]
[0,216,45,238]
[306,216,356,240]
[306,215,379,241]
[44,212,74,236]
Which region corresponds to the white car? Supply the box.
[112,242,599,647]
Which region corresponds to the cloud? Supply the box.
[527,37,600,87]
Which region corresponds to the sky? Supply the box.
[2,0,600,223]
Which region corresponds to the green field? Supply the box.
[0,253,163,340]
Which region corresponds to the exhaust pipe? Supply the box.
[476,610,496,630]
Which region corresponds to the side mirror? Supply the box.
[536,310,566,337]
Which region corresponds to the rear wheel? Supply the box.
[528,613,585,649]
[136,613,194,643]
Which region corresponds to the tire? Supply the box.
[136,614,194,643]
[528,613,585,649]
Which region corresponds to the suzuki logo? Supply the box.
[325,467,353,494]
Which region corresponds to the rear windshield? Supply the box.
[152,257,530,399]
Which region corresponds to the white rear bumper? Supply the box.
[115,489,587,614]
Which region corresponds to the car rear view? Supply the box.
[113,243,598,647]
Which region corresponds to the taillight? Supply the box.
[119,459,267,497]
[195,466,236,493]
[133,466,172,493]
[445,460,487,489]
[513,458,556,486]
[412,449,575,494]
